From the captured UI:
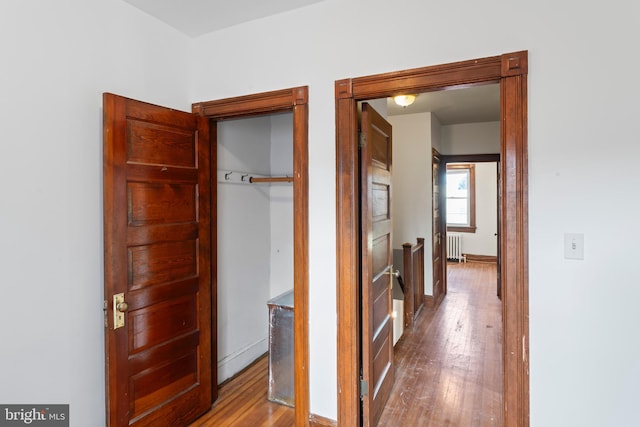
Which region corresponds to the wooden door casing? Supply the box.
[336,51,529,427]
[103,93,212,426]
[193,87,309,427]
[360,103,394,427]
[432,149,445,306]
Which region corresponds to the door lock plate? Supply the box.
[113,293,126,330]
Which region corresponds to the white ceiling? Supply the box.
[387,83,500,125]
[122,0,499,124]
[122,0,327,38]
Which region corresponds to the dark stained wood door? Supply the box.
[496,161,502,299]
[103,93,213,426]
[432,149,446,303]
[360,103,394,427]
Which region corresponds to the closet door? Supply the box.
[103,93,212,427]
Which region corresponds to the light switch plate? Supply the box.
[564,233,584,260]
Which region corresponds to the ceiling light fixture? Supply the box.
[393,94,417,107]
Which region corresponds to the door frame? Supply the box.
[192,86,310,427]
[443,154,501,294]
[431,148,446,308]
[335,51,529,426]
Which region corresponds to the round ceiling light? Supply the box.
[393,94,417,107]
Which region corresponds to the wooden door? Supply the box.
[496,161,502,299]
[432,149,445,303]
[103,93,213,426]
[360,103,394,427]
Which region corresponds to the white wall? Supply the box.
[216,113,294,382]
[431,114,443,154]
[0,2,192,425]
[441,122,500,155]
[453,162,498,257]
[269,113,294,298]
[388,113,433,295]
[2,1,640,426]
[216,117,272,381]
[189,1,640,424]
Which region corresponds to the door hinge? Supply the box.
[360,377,369,398]
[359,132,366,148]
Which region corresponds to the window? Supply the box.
[446,164,476,233]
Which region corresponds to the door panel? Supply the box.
[497,161,502,299]
[360,103,394,427]
[103,93,212,427]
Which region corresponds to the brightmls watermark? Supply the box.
[0,405,68,426]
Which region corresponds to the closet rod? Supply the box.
[249,176,293,183]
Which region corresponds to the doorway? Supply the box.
[443,155,501,298]
[214,112,294,386]
[363,97,502,424]
[335,52,529,427]
[193,87,310,426]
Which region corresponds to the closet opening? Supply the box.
[216,111,295,394]
[193,86,309,426]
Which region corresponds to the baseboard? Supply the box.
[424,294,435,308]
[424,292,444,309]
[309,414,337,427]
[463,253,497,263]
[217,337,268,383]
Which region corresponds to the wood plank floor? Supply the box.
[190,261,501,427]
[378,261,502,427]
[189,355,295,427]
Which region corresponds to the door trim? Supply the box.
[335,51,529,426]
[432,148,446,307]
[193,86,310,427]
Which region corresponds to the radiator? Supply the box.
[447,234,465,262]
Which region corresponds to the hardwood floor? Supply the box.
[189,354,294,427]
[190,262,500,427]
[378,261,502,427]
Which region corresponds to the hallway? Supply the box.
[378,262,502,426]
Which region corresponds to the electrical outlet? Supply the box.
[564,233,584,260]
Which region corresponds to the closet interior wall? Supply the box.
[217,112,294,383]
